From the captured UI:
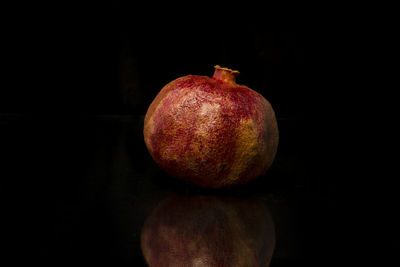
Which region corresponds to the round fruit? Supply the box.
[141,194,275,266]
[143,66,279,188]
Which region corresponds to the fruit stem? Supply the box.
[213,65,240,84]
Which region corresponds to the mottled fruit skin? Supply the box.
[143,66,279,188]
[141,194,275,267]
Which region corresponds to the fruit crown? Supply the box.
[214,65,240,75]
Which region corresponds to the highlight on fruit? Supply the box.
[143,66,279,188]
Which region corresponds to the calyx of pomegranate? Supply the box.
[213,65,240,84]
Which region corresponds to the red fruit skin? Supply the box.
[143,67,279,188]
[141,195,275,267]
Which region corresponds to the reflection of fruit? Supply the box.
[141,194,275,266]
[143,66,279,188]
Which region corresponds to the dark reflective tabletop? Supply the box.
[1,115,339,266]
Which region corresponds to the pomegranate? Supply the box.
[143,66,279,188]
[141,194,275,266]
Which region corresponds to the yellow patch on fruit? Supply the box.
[224,118,260,184]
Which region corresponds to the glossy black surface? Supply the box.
[0,12,349,265]
[1,115,338,266]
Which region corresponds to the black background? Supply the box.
[1,2,394,267]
